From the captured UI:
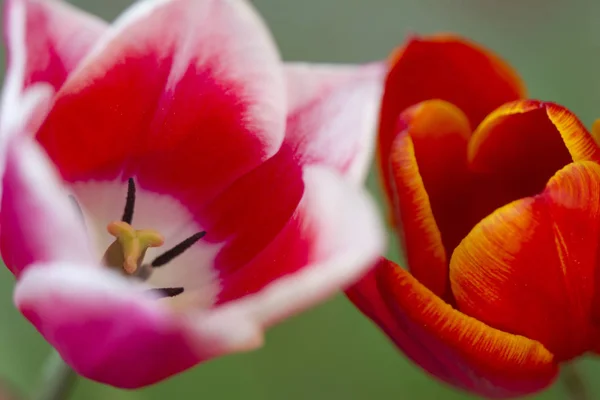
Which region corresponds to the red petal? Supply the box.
[388,100,471,299]
[348,259,557,398]
[450,161,600,361]
[469,100,600,178]
[4,0,107,91]
[379,34,525,196]
[464,101,600,242]
[200,145,304,281]
[214,166,384,328]
[36,0,286,212]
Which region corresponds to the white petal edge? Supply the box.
[65,0,286,154]
[0,0,54,138]
[13,262,264,356]
[285,61,383,114]
[284,62,385,184]
[1,139,93,271]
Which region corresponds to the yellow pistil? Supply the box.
[102,220,164,276]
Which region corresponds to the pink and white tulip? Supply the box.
[0,0,386,388]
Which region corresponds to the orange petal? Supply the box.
[469,100,600,173]
[450,161,600,361]
[463,101,600,237]
[544,162,600,335]
[379,34,525,197]
[362,259,558,398]
[389,100,472,299]
[592,118,600,144]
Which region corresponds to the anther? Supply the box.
[122,178,136,225]
[146,287,185,298]
[151,231,206,268]
[101,177,206,295]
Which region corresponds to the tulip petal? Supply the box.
[388,100,471,299]
[36,0,286,211]
[284,62,379,113]
[469,100,600,180]
[350,259,557,398]
[544,162,600,335]
[3,0,107,92]
[0,0,55,137]
[457,101,598,249]
[14,263,263,388]
[0,138,93,276]
[284,62,385,184]
[215,165,385,326]
[450,161,600,361]
[379,34,525,194]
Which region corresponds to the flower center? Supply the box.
[74,178,206,299]
[102,220,164,277]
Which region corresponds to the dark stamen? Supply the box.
[121,178,136,224]
[146,287,184,298]
[151,231,206,268]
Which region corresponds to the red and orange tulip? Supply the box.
[347,34,600,398]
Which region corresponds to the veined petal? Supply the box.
[346,267,451,376]
[3,0,107,92]
[284,62,385,184]
[14,263,263,388]
[450,161,600,361]
[469,100,600,176]
[388,100,471,299]
[379,34,525,195]
[216,165,385,326]
[37,0,286,211]
[462,101,600,251]
[543,162,600,335]
[358,259,557,398]
[0,138,92,276]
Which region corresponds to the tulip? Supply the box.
[346,34,600,398]
[0,0,386,388]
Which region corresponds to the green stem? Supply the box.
[563,362,590,400]
[32,350,77,400]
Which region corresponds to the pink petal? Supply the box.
[284,62,385,183]
[36,0,287,212]
[14,263,263,388]
[216,165,385,326]
[3,0,107,91]
[0,0,56,137]
[0,138,92,276]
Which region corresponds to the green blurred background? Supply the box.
[1,0,600,399]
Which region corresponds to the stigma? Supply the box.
[102,220,164,276]
[88,177,206,298]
